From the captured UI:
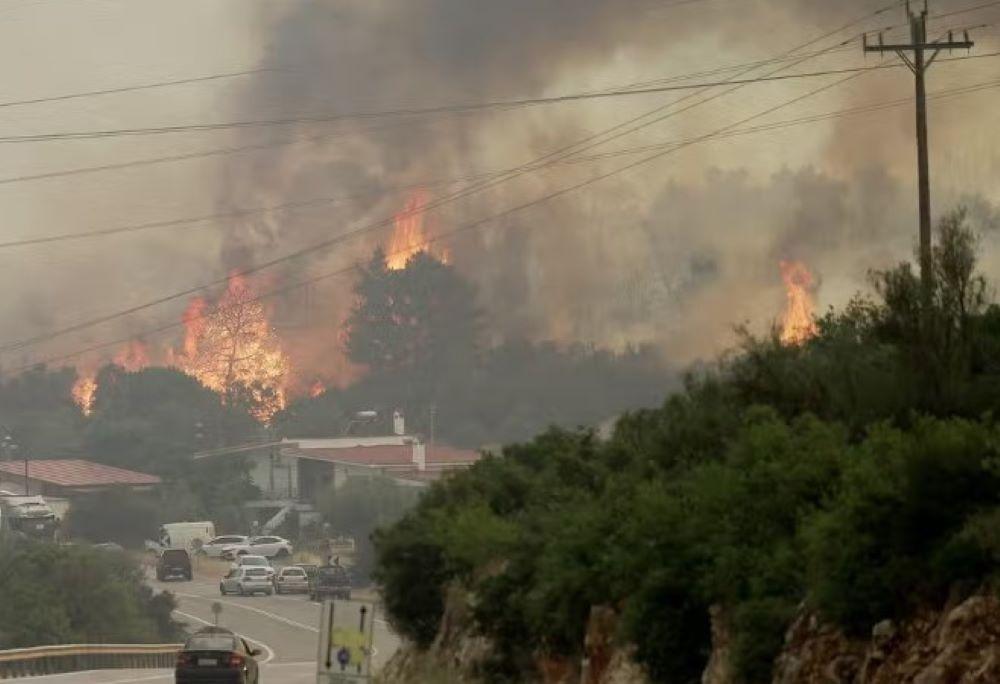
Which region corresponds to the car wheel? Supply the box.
[220,583,227,595]
[275,548,290,558]
[238,584,246,596]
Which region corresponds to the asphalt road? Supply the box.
[19,560,400,684]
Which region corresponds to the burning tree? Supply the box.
[174,275,289,422]
[779,260,819,345]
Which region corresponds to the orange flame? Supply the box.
[309,380,326,398]
[180,296,208,358]
[113,339,150,372]
[173,274,290,422]
[72,374,97,416]
[779,260,818,346]
[386,191,450,270]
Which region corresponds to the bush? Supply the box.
[0,538,180,648]
[802,418,1000,634]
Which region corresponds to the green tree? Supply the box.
[345,249,480,377]
[0,539,180,648]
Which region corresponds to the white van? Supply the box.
[158,521,216,552]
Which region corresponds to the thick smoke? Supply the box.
[212,0,1000,368]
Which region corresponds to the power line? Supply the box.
[0,67,270,110]
[0,2,905,358]
[1,51,996,252]
[0,47,864,188]
[0,59,928,146]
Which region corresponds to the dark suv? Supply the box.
[309,563,351,602]
[157,548,193,581]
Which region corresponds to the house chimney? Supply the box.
[412,442,426,471]
[393,410,405,436]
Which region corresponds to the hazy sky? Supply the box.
[1,0,998,379]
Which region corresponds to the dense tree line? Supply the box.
[0,538,179,648]
[373,209,1000,683]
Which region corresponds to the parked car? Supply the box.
[156,548,192,581]
[199,534,250,558]
[273,565,309,594]
[175,626,260,683]
[295,563,318,582]
[220,566,273,596]
[221,536,293,560]
[309,563,352,602]
[232,554,274,580]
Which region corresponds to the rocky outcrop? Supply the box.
[377,585,492,684]
[702,605,733,684]
[771,594,1000,683]
[378,596,649,684]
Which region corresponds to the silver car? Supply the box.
[273,566,309,594]
[220,566,273,596]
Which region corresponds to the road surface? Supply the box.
[18,561,400,684]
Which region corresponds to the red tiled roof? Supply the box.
[427,445,481,465]
[296,445,413,466]
[0,459,160,488]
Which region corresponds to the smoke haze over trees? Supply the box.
[2,1,998,390]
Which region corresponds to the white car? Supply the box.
[198,535,250,558]
[273,566,310,594]
[231,554,275,580]
[221,536,293,560]
[220,566,273,596]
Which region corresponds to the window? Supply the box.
[185,635,237,651]
[246,568,268,577]
[283,568,305,576]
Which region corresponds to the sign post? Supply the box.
[316,599,376,683]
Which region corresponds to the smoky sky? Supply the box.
[207,0,1000,366]
[6,0,999,375]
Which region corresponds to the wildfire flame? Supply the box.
[113,339,150,372]
[779,260,818,346]
[309,380,326,398]
[72,374,97,416]
[386,191,450,270]
[173,274,290,422]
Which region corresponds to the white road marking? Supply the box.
[174,593,319,633]
[173,609,276,665]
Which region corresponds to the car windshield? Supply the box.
[185,635,236,651]
[282,568,305,576]
[162,550,188,561]
[245,568,268,577]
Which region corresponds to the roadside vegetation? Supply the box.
[0,537,180,648]
[374,209,1000,683]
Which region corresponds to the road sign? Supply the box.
[316,599,375,683]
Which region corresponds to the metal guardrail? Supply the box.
[0,643,182,679]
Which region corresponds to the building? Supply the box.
[0,459,161,499]
[280,436,481,501]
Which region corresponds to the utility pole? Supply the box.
[864,1,973,305]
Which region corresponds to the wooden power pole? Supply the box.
[864,1,973,303]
